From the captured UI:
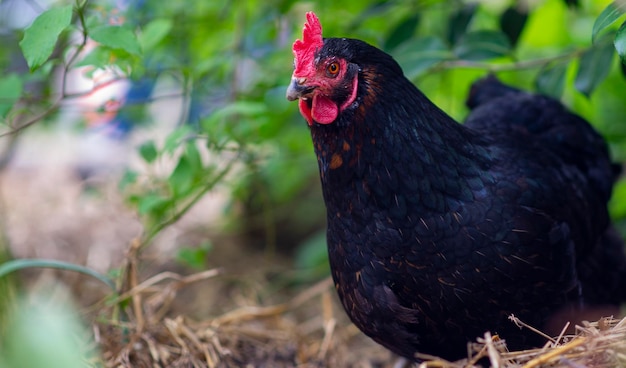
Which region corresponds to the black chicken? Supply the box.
[286,12,626,361]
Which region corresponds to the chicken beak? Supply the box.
[286,77,314,101]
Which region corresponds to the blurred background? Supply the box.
[0,0,625,366]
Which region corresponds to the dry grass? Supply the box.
[93,267,381,367]
[416,317,626,368]
[86,236,384,368]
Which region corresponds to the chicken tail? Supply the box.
[465,74,521,109]
[578,226,626,305]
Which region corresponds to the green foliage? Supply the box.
[0,243,17,342]
[592,1,626,42]
[138,140,158,164]
[610,179,626,219]
[0,75,23,119]
[0,297,93,368]
[138,19,173,51]
[394,36,452,79]
[123,125,232,248]
[89,25,142,55]
[453,30,512,61]
[447,3,478,46]
[499,6,529,47]
[384,14,421,51]
[616,21,626,62]
[535,61,569,98]
[19,5,73,70]
[169,141,204,196]
[575,36,616,97]
[0,259,115,290]
[387,1,626,99]
[175,241,213,270]
[294,230,330,282]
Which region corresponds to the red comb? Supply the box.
[292,12,324,76]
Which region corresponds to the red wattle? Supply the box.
[298,98,313,126]
[311,94,338,124]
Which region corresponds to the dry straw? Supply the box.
[92,261,626,368]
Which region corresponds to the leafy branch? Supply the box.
[434,48,586,72]
[395,1,625,99]
[3,2,105,136]
[138,155,238,250]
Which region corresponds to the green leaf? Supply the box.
[175,241,212,270]
[118,169,138,191]
[0,74,23,118]
[76,45,138,76]
[139,140,158,163]
[138,193,170,217]
[74,46,111,70]
[167,142,209,197]
[575,37,615,97]
[384,14,420,51]
[563,0,580,8]
[615,20,626,63]
[138,19,173,51]
[4,297,93,368]
[349,1,395,30]
[0,259,115,290]
[184,141,202,172]
[500,6,529,47]
[593,1,626,43]
[454,30,511,61]
[393,36,451,78]
[19,5,73,70]
[610,179,626,218]
[447,3,478,46]
[90,25,142,55]
[535,61,569,99]
[294,230,330,282]
[210,101,267,120]
[163,126,193,155]
[169,154,194,196]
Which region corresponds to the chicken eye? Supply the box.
[326,62,340,77]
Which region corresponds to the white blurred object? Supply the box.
[1,293,93,368]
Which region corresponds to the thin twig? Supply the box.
[110,268,221,307]
[61,77,127,100]
[127,238,145,332]
[317,290,336,360]
[0,99,62,137]
[555,321,571,346]
[433,48,586,73]
[63,1,90,78]
[509,314,556,343]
